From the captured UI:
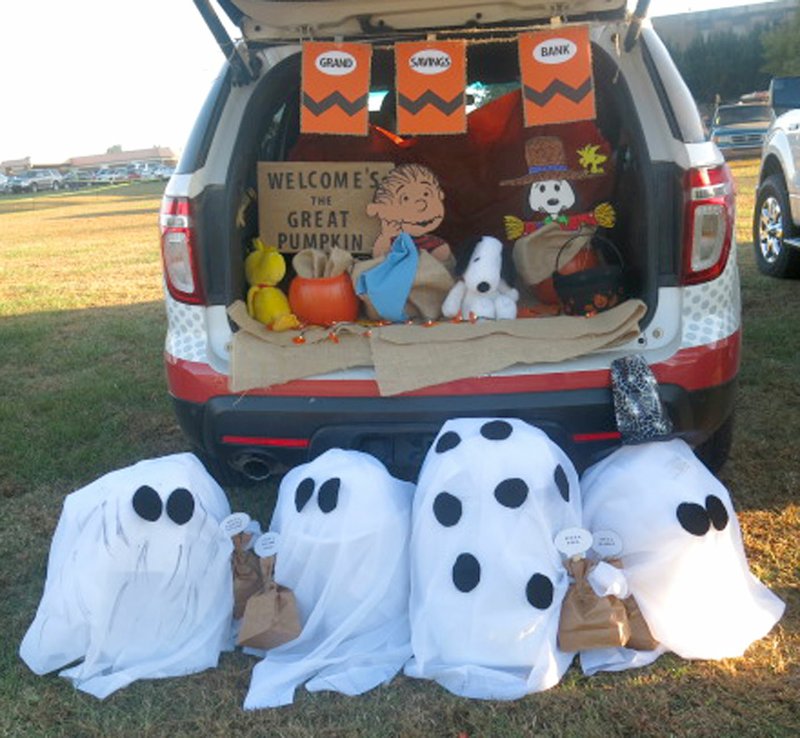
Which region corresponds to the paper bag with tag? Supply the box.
[237,556,301,651]
[232,532,265,620]
[558,558,631,652]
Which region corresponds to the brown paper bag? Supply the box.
[293,247,354,278]
[513,222,594,290]
[622,594,659,651]
[558,558,631,652]
[236,556,302,651]
[351,249,455,321]
[232,532,265,620]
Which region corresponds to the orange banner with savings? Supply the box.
[519,25,596,127]
[301,41,372,136]
[396,40,466,135]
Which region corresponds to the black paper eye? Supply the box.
[480,420,513,440]
[132,485,162,522]
[554,465,570,502]
[494,478,528,509]
[452,553,481,593]
[435,431,461,453]
[676,502,711,536]
[295,477,315,512]
[318,477,341,513]
[166,488,195,525]
[706,495,729,531]
[526,573,554,610]
[433,492,462,527]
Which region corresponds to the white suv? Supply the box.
[161,1,740,483]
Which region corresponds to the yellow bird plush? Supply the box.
[245,238,300,331]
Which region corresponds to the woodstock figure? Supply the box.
[441,236,519,320]
[245,238,300,330]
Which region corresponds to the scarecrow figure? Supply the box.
[502,136,615,240]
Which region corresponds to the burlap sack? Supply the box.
[558,558,631,652]
[232,532,265,620]
[237,556,302,651]
[351,248,455,321]
[292,247,354,278]
[513,222,594,289]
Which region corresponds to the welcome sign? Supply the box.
[395,40,467,135]
[519,25,596,126]
[301,41,372,135]
[258,161,395,254]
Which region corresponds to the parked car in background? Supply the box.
[753,107,800,278]
[769,75,800,116]
[62,170,96,190]
[94,167,127,184]
[8,168,64,193]
[710,103,773,158]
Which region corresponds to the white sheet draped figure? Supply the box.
[244,449,414,709]
[20,453,234,698]
[404,418,582,699]
[579,439,785,674]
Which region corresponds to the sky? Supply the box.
[0,0,786,165]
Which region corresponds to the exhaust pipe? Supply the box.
[230,451,275,482]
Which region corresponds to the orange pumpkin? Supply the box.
[288,272,359,326]
[534,246,600,305]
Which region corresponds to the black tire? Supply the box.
[752,174,800,278]
[694,413,734,475]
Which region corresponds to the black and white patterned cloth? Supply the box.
[610,355,673,444]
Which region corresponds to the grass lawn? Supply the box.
[0,173,797,737]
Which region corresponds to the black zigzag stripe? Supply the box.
[524,78,594,107]
[303,91,368,117]
[398,91,464,116]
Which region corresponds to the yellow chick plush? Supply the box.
[245,238,300,331]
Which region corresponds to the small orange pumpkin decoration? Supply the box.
[288,272,359,326]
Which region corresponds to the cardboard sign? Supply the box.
[258,161,395,254]
[396,40,466,135]
[519,25,596,126]
[301,41,372,135]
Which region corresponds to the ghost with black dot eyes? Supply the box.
[244,449,414,709]
[579,439,784,674]
[19,453,234,699]
[404,418,582,700]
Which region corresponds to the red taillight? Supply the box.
[160,196,203,304]
[681,164,735,285]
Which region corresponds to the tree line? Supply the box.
[664,0,800,105]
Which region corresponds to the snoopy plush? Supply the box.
[441,236,519,320]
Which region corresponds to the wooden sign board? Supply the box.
[258,162,395,254]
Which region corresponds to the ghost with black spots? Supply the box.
[244,449,414,709]
[19,454,234,698]
[579,439,784,674]
[405,418,582,699]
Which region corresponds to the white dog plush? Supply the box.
[442,236,519,320]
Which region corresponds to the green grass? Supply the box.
[0,176,797,737]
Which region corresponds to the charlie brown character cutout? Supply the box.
[366,164,456,271]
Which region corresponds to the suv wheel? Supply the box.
[694,412,735,475]
[753,174,800,278]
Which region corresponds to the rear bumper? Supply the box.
[167,331,740,479]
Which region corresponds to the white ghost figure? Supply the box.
[19,453,234,699]
[579,439,785,674]
[404,418,582,700]
[244,449,414,709]
[527,179,576,216]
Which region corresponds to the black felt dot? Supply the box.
[295,477,315,512]
[318,477,341,513]
[676,502,711,536]
[452,553,481,593]
[480,420,513,440]
[435,431,461,453]
[526,573,554,610]
[132,485,162,522]
[494,478,529,509]
[166,488,195,525]
[554,464,570,502]
[433,492,462,527]
[706,495,729,531]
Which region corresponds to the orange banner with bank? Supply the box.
[519,25,596,127]
[395,40,467,136]
[301,41,372,136]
